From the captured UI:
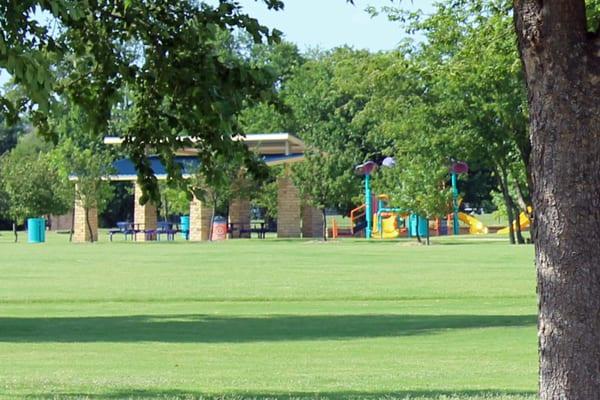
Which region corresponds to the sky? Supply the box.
[221,0,435,52]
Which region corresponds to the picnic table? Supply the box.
[108,222,141,241]
[228,222,266,239]
[109,221,180,241]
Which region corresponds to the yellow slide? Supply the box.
[497,211,531,234]
[458,212,488,234]
[372,213,401,239]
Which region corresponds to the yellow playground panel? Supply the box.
[371,213,404,239]
[497,208,532,234]
[458,212,488,234]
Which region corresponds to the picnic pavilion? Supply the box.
[71,133,324,242]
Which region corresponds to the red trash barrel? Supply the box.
[211,216,228,241]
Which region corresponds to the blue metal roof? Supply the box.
[112,156,200,178]
[109,154,304,180]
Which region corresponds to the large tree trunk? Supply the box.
[515,1,600,397]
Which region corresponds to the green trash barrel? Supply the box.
[27,218,46,243]
[180,215,190,240]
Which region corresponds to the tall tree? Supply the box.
[514,1,600,397]
[1,0,284,202]
[50,138,114,242]
[0,150,71,241]
[283,48,385,226]
[371,0,530,243]
[292,149,360,240]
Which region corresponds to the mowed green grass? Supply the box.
[0,232,537,400]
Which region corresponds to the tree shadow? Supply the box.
[0,313,535,343]
[24,389,538,399]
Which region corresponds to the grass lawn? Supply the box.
[0,232,537,400]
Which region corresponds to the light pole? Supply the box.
[355,161,378,240]
[451,170,459,235]
[449,160,469,236]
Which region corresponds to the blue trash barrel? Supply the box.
[409,214,429,238]
[438,218,448,235]
[27,218,46,243]
[180,215,190,239]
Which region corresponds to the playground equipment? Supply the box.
[457,212,488,234]
[350,195,408,239]
[349,158,486,239]
[372,209,404,239]
[371,212,400,238]
[497,208,532,234]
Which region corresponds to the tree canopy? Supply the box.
[1,0,286,202]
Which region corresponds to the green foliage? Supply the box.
[0,116,28,156]
[292,150,361,238]
[251,165,281,221]
[159,184,190,218]
[375,156,453,219]
[237,38,304,134]
[50,138,114,241]
[366,0,529,235]
[284,48,383,158]
[586,0,600,31]
[283,48,388,222]
[8,131,53,159]
[0,149,71,231]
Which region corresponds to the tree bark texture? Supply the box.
[514,1,600,398]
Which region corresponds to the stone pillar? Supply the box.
[229,198,251,238]
[302,205,324,238]
[73,195,98,243]
[277,174,301,238]
[134,183,157,241]
[189,196,212,241]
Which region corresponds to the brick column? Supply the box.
[73,194,98,243]
[134,183,157,241]
[229,198,251,238]
[277,174,301,238]
[302,205,324,238]
[189,196,212,241]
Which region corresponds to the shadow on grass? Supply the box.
[24,389,538,399]
[0,314,535,343]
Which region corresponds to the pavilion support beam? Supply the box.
[302,204,323,238]
[189,196,212,241]
[277,172,301,238]
[72,186,98,243]
[229,198,251,238]
[229,174,251,239]
[134,183,157,241]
